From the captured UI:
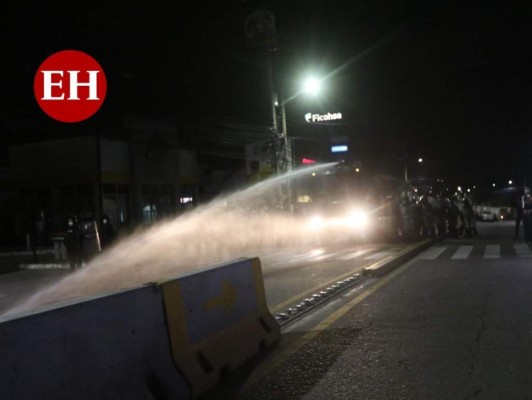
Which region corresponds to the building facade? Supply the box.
[0,116,199,246]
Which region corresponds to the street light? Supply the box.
[303,77,322,96]
[272,75,325,173]
[270,74,326,212]
[403,155,425,182]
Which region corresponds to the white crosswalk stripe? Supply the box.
[513,243,532,258]
[418,247,447,259]
[484,244,500,259]
[414,243,532,261]
[365,251,396,260]
[264,243,532,265]
[451,245,473,259]
[314,252,345,262]
[337,248,376,260]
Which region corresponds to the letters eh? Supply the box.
[40,70,100,101]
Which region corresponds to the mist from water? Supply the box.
[6,162,339,316]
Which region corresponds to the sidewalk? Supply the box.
[0,248,66,274]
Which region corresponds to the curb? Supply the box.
[274,237,442,326]
[19,263,71,270]
[0,249,55,257]
[363,237,442,277]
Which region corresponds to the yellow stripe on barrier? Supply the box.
[161,279,189,364]
[161,257,280,398]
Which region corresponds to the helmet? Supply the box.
[66,215,78,227]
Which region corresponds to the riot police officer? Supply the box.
[78,211,101,264]
[99,214,117,250]
[64,215,82,269]
[523,192,532,242]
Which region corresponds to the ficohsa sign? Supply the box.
[34,50,107,123]
[304,112,342,123]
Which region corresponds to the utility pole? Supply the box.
[274,87,295,212]
[267,50,283,174]
[244,8,293,211]
[244,9,282,173]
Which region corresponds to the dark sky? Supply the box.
[269,1,532,187]
[2,1,531,188]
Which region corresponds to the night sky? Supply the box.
[2,1,531,189]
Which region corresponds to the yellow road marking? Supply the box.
[243,256,416,391]
[313,256,410,331]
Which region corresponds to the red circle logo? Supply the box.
[34,50,107,123]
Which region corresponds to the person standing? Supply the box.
[398,194,414,241]
[78,211,101,265]
[64,215,82,269]
[435,195,447,237]
[99,214,117,250]
[461,198,476,238]
[420,196,436,237]
[411,198,423,240]
[446,199,461,239]
[523,192,532,242]
[515,190,525,240]
[34,215,46,248]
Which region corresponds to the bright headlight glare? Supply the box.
[308,215,324,229]
[347,210,369,227]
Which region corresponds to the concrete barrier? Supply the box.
[0,257,279,399]
[161,257,280,398]
[0,285,190,400]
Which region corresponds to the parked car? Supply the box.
[478,210,498,221]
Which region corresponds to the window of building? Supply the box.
[141,183,177,223]
[102,183,129,228]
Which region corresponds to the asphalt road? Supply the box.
[0,234,406,318]
[3,221,530,400]
[203,221,532,400]
[254,241,405,312]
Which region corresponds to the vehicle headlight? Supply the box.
[308,215,324,230]
[346,210,369,228]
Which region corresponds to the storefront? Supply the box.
[0,118,199,246]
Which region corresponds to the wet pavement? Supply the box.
[200,222,532,400]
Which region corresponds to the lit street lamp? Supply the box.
[270,75,326,212]
[403,155,425,182]
[272,75,325,174]
[303,77,322,97]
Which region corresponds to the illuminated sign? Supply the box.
[302,158,316,164]
[331,145,348,153]
[304,112,342,123]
